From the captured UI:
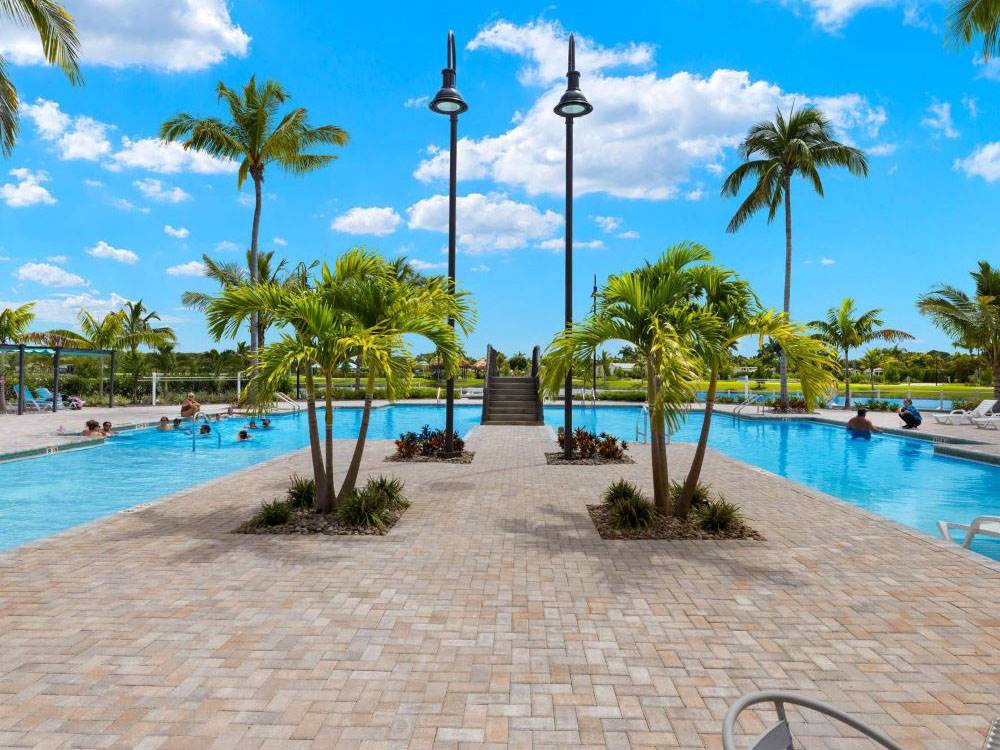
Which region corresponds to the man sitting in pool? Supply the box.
[81,419,103,437]
[898,399,922,429]
[846,408,878,439]
[157,416,172,431]
[180,392,200,418]
[101,421,114,436]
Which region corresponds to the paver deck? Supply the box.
[1,425,998,748]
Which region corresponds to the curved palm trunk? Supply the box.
[678,366,718,516]
[0,353,7,413]
[646,368,670,514]
[304,368,328,512]
[843,348,852,409]
[324,373,335,511]
[338,371,375,504]
[780,175,792,404]
[249,172,262,364]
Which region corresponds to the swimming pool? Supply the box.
[3,404,999,561]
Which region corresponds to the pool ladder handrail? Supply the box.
[636,403,649,442]
[273,392,301,412]
[733,394,762,418]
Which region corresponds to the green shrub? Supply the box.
[596,432,628,460]
[254,499,291,527]
[367,475,408,510]
[558,427,627,459]
[394,425,464,458]
[669,480,712,508]
[609,494,655,529]
[338,484,390,530]
[592,390,646,402]
[602,479,642,506]
[286,474,315,509]
[695,497,744,533]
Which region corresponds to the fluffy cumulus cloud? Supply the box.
[537,238,605,251]
[408,258,447,271]
[134,178,190,203]
[16,262,86,287]
[164,224,190,239]
[331,206,402,236]
[86,240,138,265]
[955,143,1000,182]
[166,260,207,277]
[0,292,128,324]
[0,0,249,72]
[110,138,235,174]
[21,99,112,161]
[1,168,55,207]
[778,0,928,31]
[592,215,621,232]
[922,101,959,139]
[407,192,562,254]
[415,20,888,200]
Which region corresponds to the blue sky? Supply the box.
[1,0,998,356]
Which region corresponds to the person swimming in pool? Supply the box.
[81,420,103,437]
[246,419,258,430]
[845,408,878,439]
[199,424,211,435]
[157,416,172,431]
[261,418,272,429]
[237,429,252,442]
[101,421,114,436]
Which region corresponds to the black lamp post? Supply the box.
[554,33,592,458]
[429,31,467,454]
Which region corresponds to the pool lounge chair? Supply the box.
[933,399,997,425]
[12,385,45,412]
[973,415,1000,430]
[723,691,903,750]
[33,387,62,408]
[938,515,1000,548]
[461,387,484,399]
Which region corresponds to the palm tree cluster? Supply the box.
[541,242,838,519]
[204,248,474,513]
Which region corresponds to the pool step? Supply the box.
[482,375,543,426]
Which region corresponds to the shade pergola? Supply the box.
[0,344,117,414]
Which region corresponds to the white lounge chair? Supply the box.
[461,387,484,399]
[973,415,1000,430]
[933,399,997,425]
[938,515,1000,548]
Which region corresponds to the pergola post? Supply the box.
[17,344,25,416]
[108,351,116,409]
[52,347,61,413]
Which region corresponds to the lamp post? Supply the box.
[592,274,598,398]
[554,33,592,458]
[429,30,467,455]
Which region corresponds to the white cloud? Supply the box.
[134,178,190,203]
[1,168,55,207]
[331,206,402,236]
[592,215,621,232]
[404,96,429,108]
[537,238,605,251]
[867,143,897,156]
[216,240,240,252]
[16,262,86,287]
[0,291,128,324]
[110,197,149,214]
[820,257,836,266]
[21,99,112,161]
[409,259,447,271]
[618,230,640,239]
[922,101,958,139]
[83,178,104,188]
[164,225,190,239]
[955,142,1000,182]
[962,96,979,119]
[273,236,287,246]
[975,56,1000,81]
[470,264,491,272]
[416,21,887,200]
[685,187,705,201]
[108,137,236,174]
[166,260,207,277]
[0,0,249,72]
[407,192,562,254]
[86,240,138,265]
[781,0,916,32]
[46,255,67,264]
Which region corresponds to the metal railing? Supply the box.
[636,404,649,442]
[272,393,301,412]
[733,394,762,418]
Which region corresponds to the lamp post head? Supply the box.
[429,31,468,115]
[554,34,592,118]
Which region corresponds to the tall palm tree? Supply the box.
[722,106,868,402]
[152,344,176,400]
[0,302,35,411]
[918,261,1000,398]
[0,0,81,156]
[856,348,884,391]
[677,270,837,515]
[947,0,1000,59]
[542,243,723,516]
[120,301,175,401]
[161,77,348,359]
[809,299,913,409]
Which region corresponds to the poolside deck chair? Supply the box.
[723,691,903,750]
[12,385,45,412]
[33,387,63,408]
[972,415,1000,430]
[938,515,1000,548]
[461,387,484,399]
[933,399,997,425]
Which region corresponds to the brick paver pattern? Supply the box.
[1,425,998,748]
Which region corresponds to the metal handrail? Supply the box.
[273,393,301,412]
[635,403,649,442]
[733,394,762,417]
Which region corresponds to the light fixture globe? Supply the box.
[429,32,467,116]
[554,34,592,119]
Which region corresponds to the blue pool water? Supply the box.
[2,404,999,561]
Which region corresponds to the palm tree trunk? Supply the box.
[0,353,6,413]
[353,355,361,393]
[678,366,717,516]
[646,368,670,515]
[780,174,792,404]
[338,371,375,504]
[324,373,335,511]
[992,356,1000,400]
[304,368,328,512]
[249,172,263,364]
[844,348,851,409]
[98,358,104,399]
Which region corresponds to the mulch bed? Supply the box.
[545,452,634,466]
[385,451,475,464]
[234,505,407,537]
[587,504,764,541]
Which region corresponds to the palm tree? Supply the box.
[0,1,81,156]
[0,302,36,411]
[677,269,837,515]
[120,301,175,401]
[161,77,348,359]
[542,243,723,516]
[856,349,884,391]
[722,106,868,403]
[918,261,1000,398]
[947,0,1000,59]
[810,299,913,409]
[152,344,177,400]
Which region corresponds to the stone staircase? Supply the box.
[481,346,543,426]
